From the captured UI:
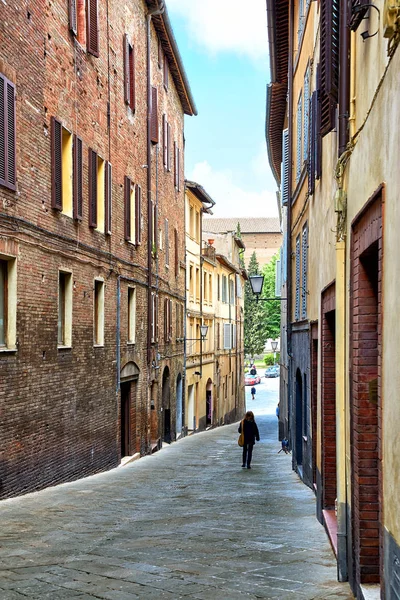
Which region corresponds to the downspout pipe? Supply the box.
[146,1,165,368]
[338,0,350,156]
[287,0,294,446]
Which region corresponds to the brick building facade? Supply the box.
[0,0,196,499]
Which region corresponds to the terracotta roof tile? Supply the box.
[203,217,281,234]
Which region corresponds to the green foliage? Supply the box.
[264,353,280,366]
[236,222,245,268]
[244,251,281,358]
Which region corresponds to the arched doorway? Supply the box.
[162,367,171,443]
[120,361,140,458]
[206,378,213,427]
[295,369,303,468]
[176,374,183,439]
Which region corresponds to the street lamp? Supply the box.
[248,274,287,302]
[200,324,209,340]
[271,340,278,365]
[186,324,209,378]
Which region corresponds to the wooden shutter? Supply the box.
[320,0,339,136]
[177,147,180,191]
[123,34,130,105]
[223,323,232,350]
[315,65,322,179]
[167,123,171,171]
[73,134,83,220]
[51,116,63,210]
[164,297,168,342]
[155,294,159,342]
[105,161,112,235]
[165,218,169,265]
[0,76,17,191]
[295,235,301,320]
[303,65,310,162]
[150,86,158,144]
[174,142,178,188]
[68,0,77,35]
[308,93,316,196]
[301,225,308,319]
[281,128,289,206]
[163,115,167,168]
[88,148,97,227]
[135,184,141,245]
[124,176,131,241]
[158,38,162,69]
[296,93,302,183]
[163,56,168,89]
[129,44,135,111]
[86,0,99,57]
[153,201,158,253]
[174,228,178,277]
[169,299,173,341]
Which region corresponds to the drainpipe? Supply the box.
[200,223,203,379]
[338,0,350,156]
[286,0,294,447]
[146,1,165,368]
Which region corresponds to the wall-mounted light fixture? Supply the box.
[248,274,287,303]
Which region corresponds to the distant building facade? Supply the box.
[203,217,282,268]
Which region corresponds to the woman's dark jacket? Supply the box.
[238,419,260,445]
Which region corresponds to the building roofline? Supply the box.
[185,180,216,208]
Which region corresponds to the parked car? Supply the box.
[245,373,261,386]
[265,365,280,378]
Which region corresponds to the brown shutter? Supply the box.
[174,228,178,277]
[68,0,77,35]
[135,184,141,245]
[315,65,322,179]
[88,148,97,227]
[73,134,83,220]
[0,75,16,191]
[86,0,99,57]
[124,176,131,241]
[123,34,130,105]
[167,123,171,171]
[150,86,158,144]
[174,142,177,187]
[129,44,135,111]
[308,93,316,196]
[177,147,180,191]
[51,116,63,210]
[153,201,158,253]
[105,161,112,235]
[162,115,167,168]
[320,0,339,136]
[169,299,173,341]
[164,297,168,342]
[163,56,168,89]
[155,295,159,342]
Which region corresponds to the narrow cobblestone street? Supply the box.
[0,381,353,599]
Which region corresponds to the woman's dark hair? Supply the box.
[245,411,254,420]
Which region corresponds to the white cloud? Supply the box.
[251,143,271,179]
[166,0,268,63]
[189,160,278,218]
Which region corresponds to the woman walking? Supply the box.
[238,411,260,469]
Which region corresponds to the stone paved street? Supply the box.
[0,379,353,599]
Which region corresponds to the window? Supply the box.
[158,38,162,68]
[203,271,208,303]
[176,301,183,340]
[209,274,213,304]
[151,86,158,144]
[301,224,308,319]
[236,274,243,298]
[295,235,301,321]
[216,322,220,350]
[195,210,200,242]
[86,0,99,56]
[88,148,111,233]
[123,34,135,111]
[320,0,340,135]
[308,91,317,196]
[151,293,158,343]
[124,177,141,244]
[303,65,310,163]
[163,56,169,90]
[222,275,228,303]
[281,128,289,206]
[223,323,232,350]
[0,73,16,191]
[51,118,84,220]
[0,257,16,350]
[174,228,179,276]
[165,219,169,266]
[298,0,305,45]
[217,274,220,301]
[189,264,194,299]
[229,279,235,305]
[296,92,303,183]
[174,142,180,190]
[128,287,136,344]
[94,279,104,346]
[58,271,72,347]
[163,115,169,169]
[195,267,200,302]
[164,298,172,343]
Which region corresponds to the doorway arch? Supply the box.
[120,361,140,458]
[162,367,171,443]
[206,378,213,427]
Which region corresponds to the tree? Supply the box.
[260,254,281,340]
[244,252,266,358]
[236,222,245,269]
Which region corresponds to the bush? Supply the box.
[264,353,280,366]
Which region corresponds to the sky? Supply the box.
[166,0,278,219]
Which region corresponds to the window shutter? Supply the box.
[163,56,168,89]
[174,142,178,188]
[135,184,141,245]
[0,75,16,191]
[153,202,158,252]
[177,147,180,191]
[73,134,83,220]
[295,235,301,320]
[0,76,5,186]
[165,218,169,265]
[123,34,130,105]
[296,93,302,183]
[281,128,289,206]
[88,148,97,227]
[87,0,99,57]
[124,176,131,241]
[163,115,167,168]
[164,297,168,341]
[51,116,63,210]
[223,323,232,350]
[303,65,310,162]
[169,299,172,340]
[129,44,135,111]
[315,65,322,179]
[167,123,171,171]
[155,294,159,342]
[68,0,77,35]
[308,92,316,196]
[150,86,158,144]
[320,0,339,135]
[301,225,308,319]
[174,228,178,276]
[105,161,112,235]
[158,38,162,69]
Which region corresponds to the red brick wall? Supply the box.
[0,0,187,498]
[350,191,383,586]
[321,284,336,509]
